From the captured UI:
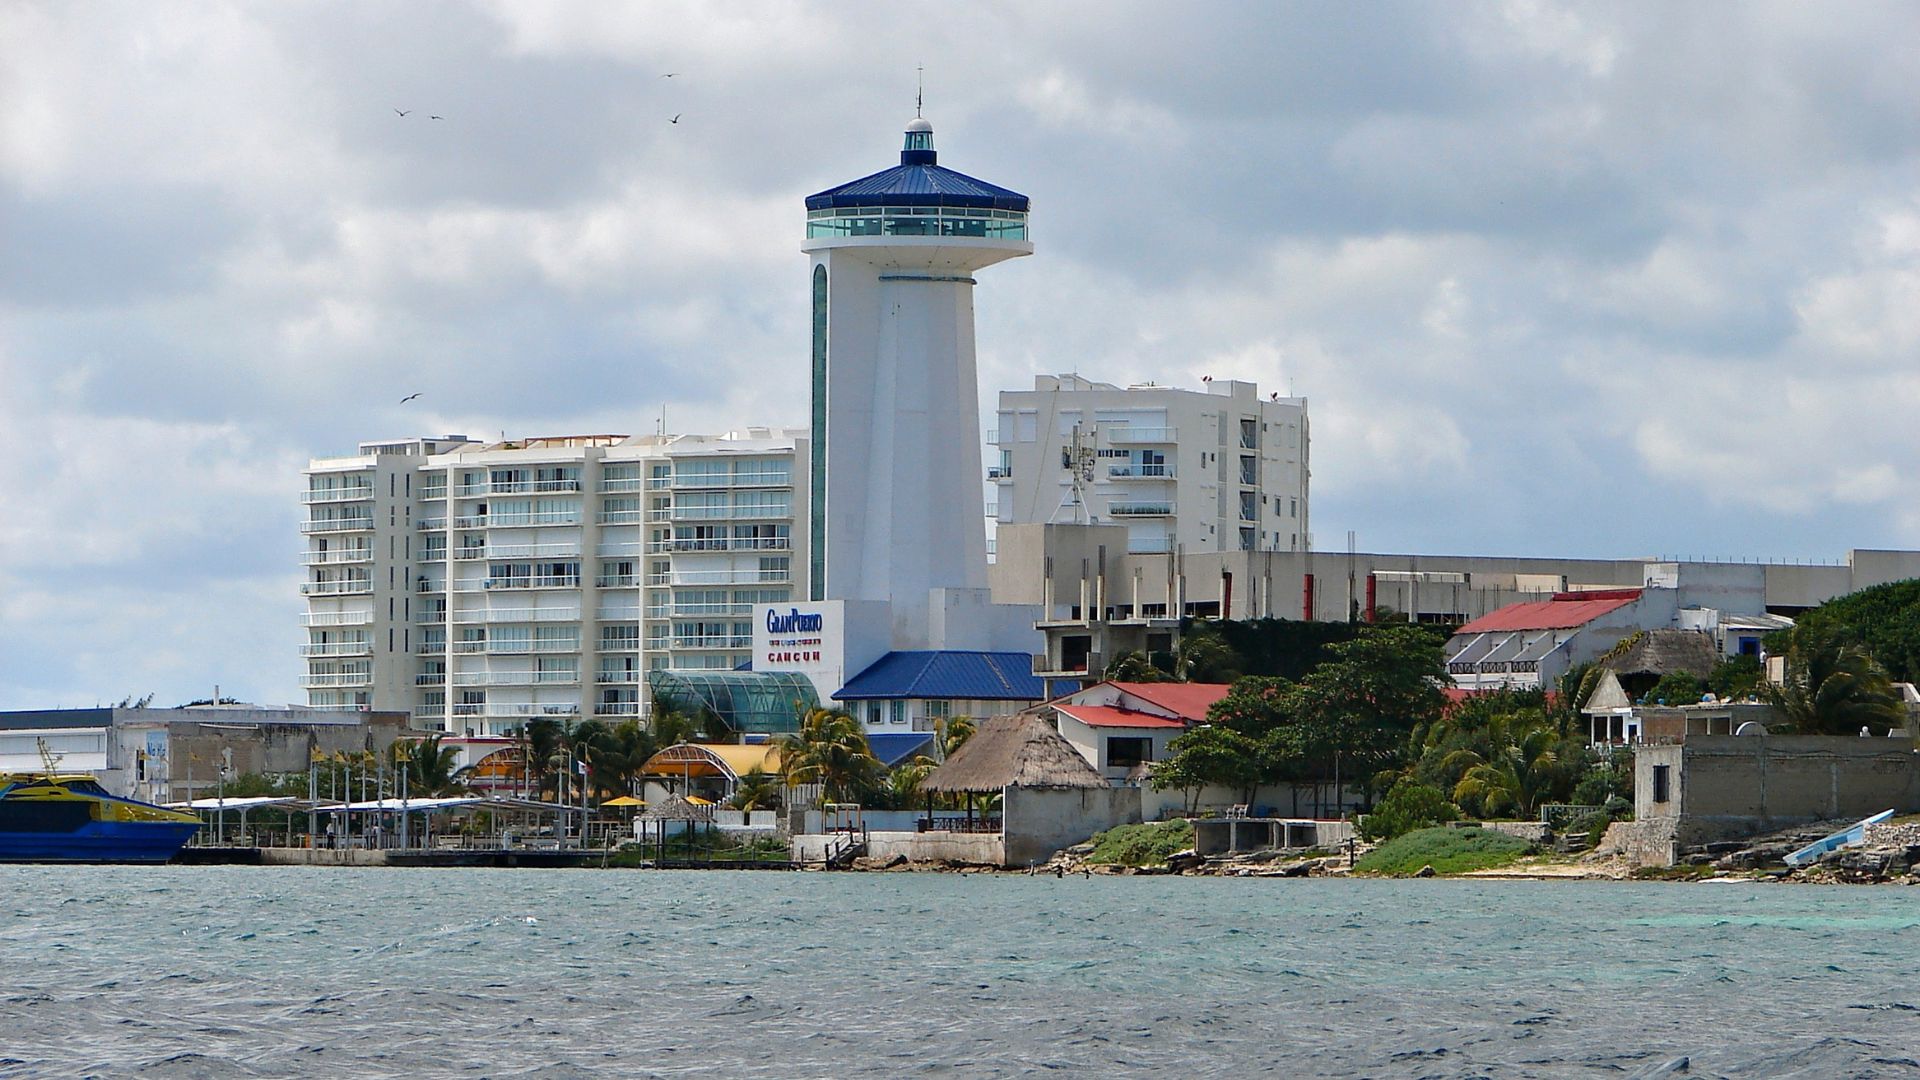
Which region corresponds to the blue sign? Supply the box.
[766,608,824,634]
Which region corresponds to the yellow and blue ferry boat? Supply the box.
[0,773,202,863]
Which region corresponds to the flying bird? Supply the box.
[670,113,681,124]
[661,73,680,78]
[393,108,411,117]
[429,115,444,120]
[400,392,422,404]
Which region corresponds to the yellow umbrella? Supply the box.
[601,795,646,807]
[684,795,714,806]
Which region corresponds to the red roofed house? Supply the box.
[1044,681,1232,786]
[1445,589,1666,692]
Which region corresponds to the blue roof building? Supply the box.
[832,650,1071,735]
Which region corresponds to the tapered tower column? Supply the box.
[804,118,1031,646]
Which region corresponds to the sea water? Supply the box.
[3,866,1919,1077]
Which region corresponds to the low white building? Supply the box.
[1044,681,1230,785]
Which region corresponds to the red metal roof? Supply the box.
[1055,704,1188,730]
[1108,682,1233,723]
[1454,590,1643,635]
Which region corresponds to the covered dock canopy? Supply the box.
[311,796,570,814]
[167,796,317,812]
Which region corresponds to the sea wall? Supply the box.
[1004,786,1141,867]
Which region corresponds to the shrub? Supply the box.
[1354,826,1533,877]
[1086,820,1195,867]
[1358,778,1460,842]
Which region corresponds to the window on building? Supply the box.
[889,700,907,726]
[1239,527,1255,551]
[1239,418,1257,449]
[1106,737,1153,768]
[1652,764,1671,804]
[1239,456,1256,485]
[1239,492,1257,521]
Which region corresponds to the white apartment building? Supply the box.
[990,375,1309,556]
[301,429,809,734]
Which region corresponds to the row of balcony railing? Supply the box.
[300,642,372,657]
[300,672,374,688]
[301,486,374,504]
[303,548,374,565]
[302,518,373,534]
[302,579,372,595]
[301,611,374,627]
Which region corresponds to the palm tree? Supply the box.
[1104,651,1170,682]
[934,715,977,762]
[1767,627,1907,735]
[391,733,463,795]
[1444,716,1563,819]
[728,769,783,812]
[777,708,883,804]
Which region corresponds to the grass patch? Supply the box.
[1354,826,1533,877]
[1087,820,1195,867]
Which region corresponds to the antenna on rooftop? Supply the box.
[916,64,924,118]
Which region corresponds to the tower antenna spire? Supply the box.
[916,64,924,118]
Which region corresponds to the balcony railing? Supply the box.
[300,672,374,688]
[597,511,647,525]
[418,517,448,531]
[301,487,375,504]
[453,542,581,562]
[987,466,1012,479]
[453,512,582,529]
[473,704,582,719]
[645,568,791,586]
[665,472,791,490]
[598,639,641,653]
[670,635,752,650]
[596,575,642,588]
[1105,426,1177,443]
[300,642,372,657]
[465,576,582,591]
[416,640,447,654]
[450,671,580,687]
[454,639,581,655]
[597,607,644,622]
[414,610,447,624]
[664,603,756,617]
[450,608,582,624]
[646,537,790,554]
[1108,465,1174,479]
[1126,537,1176,554]
[593,702,643,716]
[1109,503,1174,517]
[301,579,373,596]
[415,673,447,686]
[600,477,647,493]
[420,548,447,562]
[301,611,374,627]
[302,548,374,565]
[454,480,582,496]
[302,518,373,534]
[595,670,642,684]
[669,505,791,522]
[420,486,448,501]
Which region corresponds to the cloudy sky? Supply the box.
[3,2,1917,708]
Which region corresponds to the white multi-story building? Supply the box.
[301,428,809,733]
[989,374,1309,556]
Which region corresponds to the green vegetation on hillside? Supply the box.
[1086,820,1194,867]
[1354,826,1533,876]
[1786,579,1920,684]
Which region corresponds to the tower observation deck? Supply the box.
[803,118,1032,649]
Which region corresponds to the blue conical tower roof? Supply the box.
[805,119,1029,212]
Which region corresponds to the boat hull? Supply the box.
[0,820,202,864]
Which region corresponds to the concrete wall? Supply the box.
[1003,785,1142,866]
[789,830,1004,865]
[1192,818,1353,855]
[1635,735,1920,851]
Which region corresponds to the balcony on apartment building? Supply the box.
[300,672,374,688]
[452,511,582,529]
[454,542,582,562]
[302,517,374,534]
[302,548,375,565]
[670,634,753,650]
[594,670,643,684]
[300,642,373,657]
[450,639,581,655]
[658,471,791,491]
[646,537,790,554]
[302,611,374,627]
[449,608,583,624]
[1107,464,1175,480]
[1103,426,1177,443]
[301,579,373,596]
[301,486,374,504]
[1108,503,1174,517]
[453,479,583,496]
[600,477,648,493]
[450,671,581,687]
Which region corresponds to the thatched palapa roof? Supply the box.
[921,712,1108,794]
[639,794,715,823]
[1601,629,1719,680]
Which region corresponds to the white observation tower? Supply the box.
[803,117,1032,647]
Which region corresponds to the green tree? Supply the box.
[1104,651,1172,682]
[1150,723,1263,812]
[1284,624,1450,814]
[1766,626,1907,735]
[390,733,464,796]
[1644,671,1708,706]
[1707,654,1765,701]
[1172,624,1243,683]
[1784,578,1920,684]
[777,708,884,803]
[1357,777,1459,841]
[728,769,784,811]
